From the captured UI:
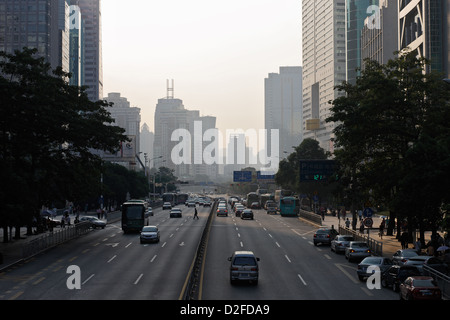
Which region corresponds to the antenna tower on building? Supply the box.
[166,79,174,99]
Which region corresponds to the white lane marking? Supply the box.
[125,242,132,248]
[82,274,95,285]
[134,274,143,285]
[275,242,281,248]
[298,274,307,286]
[150,255,157,262]
[285,255,291,263]
[107,255,117,263]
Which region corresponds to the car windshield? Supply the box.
[352,242,368,247]
[316,229,330,234]
[362,257,382,264]
[339,236,354,241]
[142,227,157,232]
[413,279,437,287]
[402,251,418,257]
[234,257,256,266]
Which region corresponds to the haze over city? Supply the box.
[102,0,303,134]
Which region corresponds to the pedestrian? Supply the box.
[194,207,199,220]
[358,209,362,221]
[359,221,365,234]
[401,232,408,249]
[379,218,385,239]
[345,218,350,229]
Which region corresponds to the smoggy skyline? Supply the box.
[102,0,302,134]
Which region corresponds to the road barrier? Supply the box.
[338,226,383,256]
[182,200,217,300]
[423,264,450,300]
[21,221,92,260]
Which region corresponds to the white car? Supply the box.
[162,202,172,210]
[140,226,160,243]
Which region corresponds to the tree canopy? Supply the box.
[0,48,128,240]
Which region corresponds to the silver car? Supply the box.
[228,251,260,285]
[140,226,160,243]
[345,241,372,262]
[331,235,354,253]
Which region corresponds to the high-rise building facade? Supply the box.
[264,66,303,157]
[398,0,449,77]
[72,0,102,101]
[153,88,218,180]
[68,4,83,86]
[361,0,399,68]
[0,0,69,72]
[346,0,379,84]
[302,0,347,153]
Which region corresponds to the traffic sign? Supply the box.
[363,207,373,218]
[233,171,252,182]
[363,217,373,228]
[299,160,338,182]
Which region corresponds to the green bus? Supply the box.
[121,201,149,233]
[279,197,298,217]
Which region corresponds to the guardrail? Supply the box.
[182,200,217,300]
[423,264,450,300]
[21,221,92,259]
[338,226,383,256]
[299,209,322,225]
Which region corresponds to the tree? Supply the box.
[0,48,128,241]
[327,52,450,238]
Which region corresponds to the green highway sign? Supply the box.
[299,160,338,182]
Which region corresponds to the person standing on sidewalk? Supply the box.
[379,218,385,239]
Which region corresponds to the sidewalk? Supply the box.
[303,213,432,259]
[0,211,105,271]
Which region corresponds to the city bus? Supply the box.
[246,192,260,208]
[175,193,189,205]
[279,196,298,217]
[162,193,176,205]
[121,201,150,233]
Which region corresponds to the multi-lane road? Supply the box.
[0,200,398,300]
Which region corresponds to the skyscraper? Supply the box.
[0,0,69,72]
[398,0,450,77]
[72,0,102,101]
[264,66,303,157]
[302,0,347,153]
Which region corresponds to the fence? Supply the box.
[423,264,450,300]
[299,209,322,225]
[21,221,92,259]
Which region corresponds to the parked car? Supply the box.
[228,251,260,285]
[79,216,106,229]
[241,209,254,220]
[345,241,372,262]
[169,208,182,218]
[140,226,160,244]
[381,265,422,292]
[313,228,339,246]
[392,249,419,265]
[162,202,172,210]
[357,256,393,281]
[405,256,449,274]
[399,276,442,300]
[147,207,153,216]
[331,235,354,253]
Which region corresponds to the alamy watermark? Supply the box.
[366,5,381,30]
[171,121,280,174]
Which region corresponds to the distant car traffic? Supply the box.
[217,206,228,217]
[170,208,182,218]
[162,202,172,210]
[228,251,260,285]
[140,226,160,243]
[186,201,196,207]
[331,235,354,253]
[345,241,372,262]
[250,202,260,209]
[241,209,254,220]
[313,228,339,246]
[79,216,106,229]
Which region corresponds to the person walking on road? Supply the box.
[194,207,199,220]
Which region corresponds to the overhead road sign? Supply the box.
[299,160,338,182]
[233,171,252,182]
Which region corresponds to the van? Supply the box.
[228,251,260,285]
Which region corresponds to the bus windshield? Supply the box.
[125,205,143,219]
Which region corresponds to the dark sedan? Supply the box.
[241,209,254,220]
[381,265,422,292]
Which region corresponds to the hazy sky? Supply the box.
[102,0,302,134]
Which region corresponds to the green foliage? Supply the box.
[0,48,129,236]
